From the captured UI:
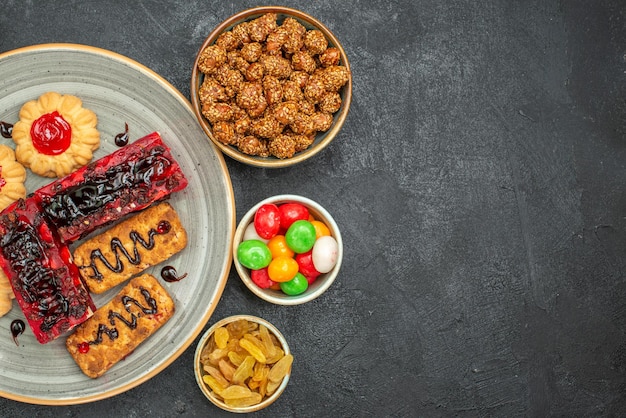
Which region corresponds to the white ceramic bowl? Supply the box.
[233,194,342,305]
[194,315,291,413]
[191,6,352,168]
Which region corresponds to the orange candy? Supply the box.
[267,256,299,282]
[266,235,295,259]
[310,220,331,239]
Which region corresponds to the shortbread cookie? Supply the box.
[0,269,14,318]
[74,202,188,294]
[66,274,175,378]
[0,145,26,211]
[12,91,100,177]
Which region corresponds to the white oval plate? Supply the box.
[0,44,235,405]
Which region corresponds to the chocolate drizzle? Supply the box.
[86,287,157,346]
[161,265,187,282]
[10,319,25,346]
[114,122,130,147]
[0,121,13,138]
[80,220,171,281]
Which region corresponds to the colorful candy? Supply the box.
[267,235,295,259]
[237,240,272,270]
[310,220,331,239]
[278,202,309,230]
[243,222,268,243]
[250,268,273,289]
[254,203,281,239]
[295,251,321,283]
[285,220,316,253]
[279,272,308,296]
[267,256,299,282]
[312,236,339,273]
[238,201,339,296]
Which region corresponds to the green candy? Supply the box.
[285,220,317,253]
[280,272,309,296]
[237,239,272,270]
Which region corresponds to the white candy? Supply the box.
[312,235,338,273]
[243,222,269,243]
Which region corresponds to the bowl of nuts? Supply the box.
[194,315,293,413]
[191,6,352,168]
[233,194,342,305]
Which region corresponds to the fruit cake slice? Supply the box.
[0,197,96,344]
[35,131,188,243]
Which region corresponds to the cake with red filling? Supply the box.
[35,131,188,243]
[0,197,96,344]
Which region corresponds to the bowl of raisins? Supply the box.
[194,315,293,412]
[233,194,343,305]
[191,6,352,168]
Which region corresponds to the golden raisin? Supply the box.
[225,392,263,407]
[214,327,229,349]
[268,354,293,383]
[232,355,256,384]
[239,338,267,363]
[220,384,253,400]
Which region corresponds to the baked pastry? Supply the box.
[0,197,96,344]
[11,91,100,177]
[66,274,175,378]
[0,145,26,211]
[74,202,188,294]
[35,131,188,243]
[0,269,15,318]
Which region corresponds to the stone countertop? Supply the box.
[0,1,625,416]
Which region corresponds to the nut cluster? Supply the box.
[198,13,349,159]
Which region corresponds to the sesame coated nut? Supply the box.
[212,121,237,145]
[319,47,341,67]
[268,134,297,159]
[318,91,342,114]
[198,44,227,74]
[304,30,328,55]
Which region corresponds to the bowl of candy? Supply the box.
[233,194,342,305]
[194,315,293,413]
[190,6,352,168]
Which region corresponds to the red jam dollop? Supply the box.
[30,111,72,155]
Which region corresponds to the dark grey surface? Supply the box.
[1,0,625,416]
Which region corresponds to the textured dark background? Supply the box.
[1,0,625,416]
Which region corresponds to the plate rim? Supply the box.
[0,43,236,405]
